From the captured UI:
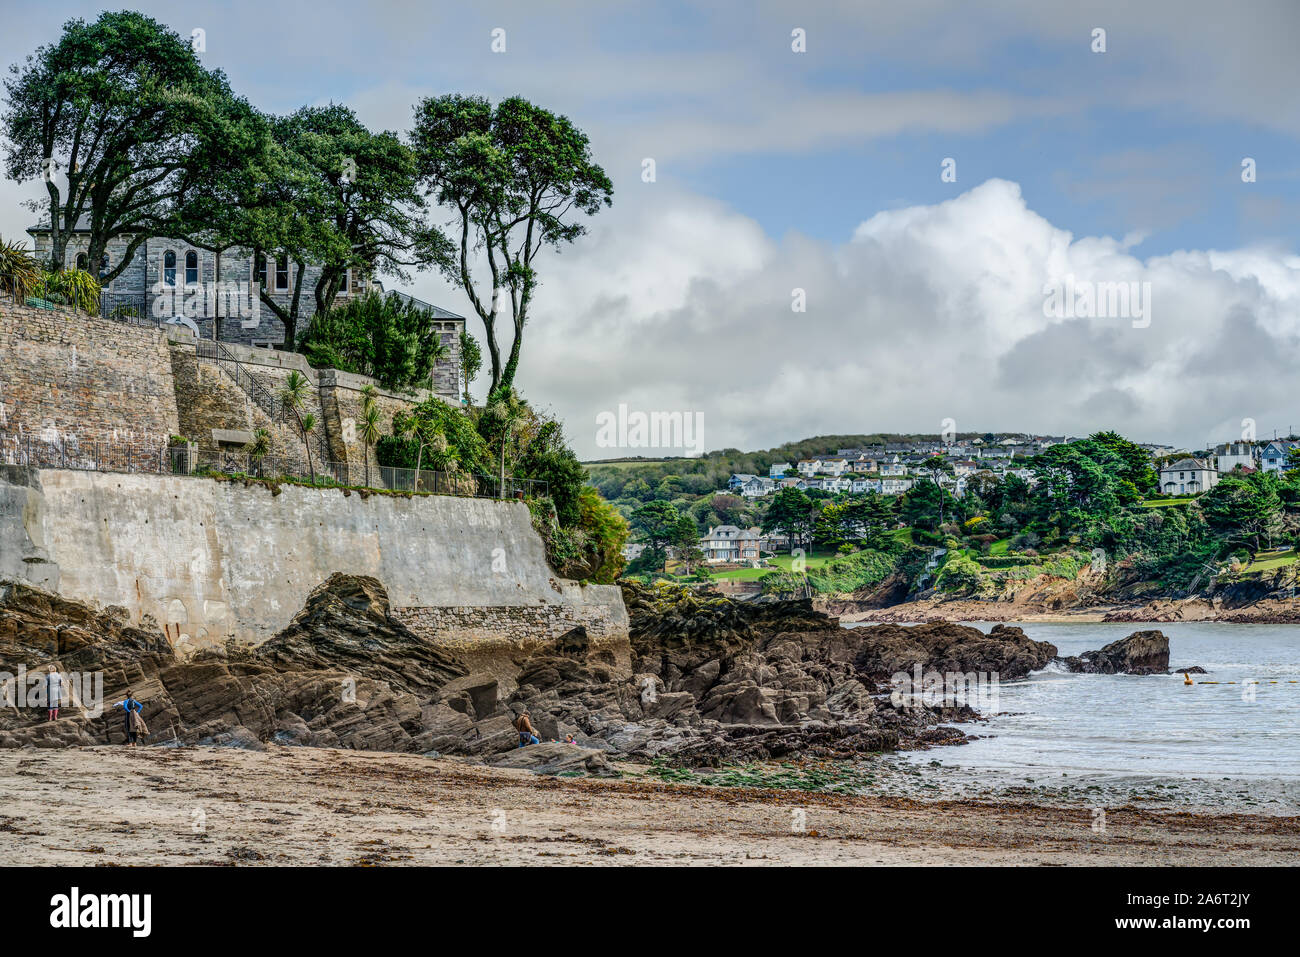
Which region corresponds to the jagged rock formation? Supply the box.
[0,575,467,752]
[0,576,1064,769]
[849,621,1057,681]
[1060,630,1171,675]
[257,574,466,695]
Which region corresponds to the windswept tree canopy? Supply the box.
[2,11,252,277]
[410,94,612,397]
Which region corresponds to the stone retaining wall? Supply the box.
[0,468,627,655]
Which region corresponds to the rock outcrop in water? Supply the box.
[0,577,1061,768]
[849,620,1057,681]
[1060,630,1171,675]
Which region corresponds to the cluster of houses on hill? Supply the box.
[723,435,1300,501]
[621,435,1300,570]
[726,435,1061,500]
[1157,440,1299,494]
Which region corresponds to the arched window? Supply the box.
[163,250,176,287]
[185,250,199,286]
[75,253,88,271]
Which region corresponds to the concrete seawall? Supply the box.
[0,467,626,656]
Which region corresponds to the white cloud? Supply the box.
[432,178,1300,458]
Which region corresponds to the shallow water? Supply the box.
[849,621,1300,812]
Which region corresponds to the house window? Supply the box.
[163,250,176,287]
[338,269,349,294]
[275,255,290,291]
[75,252,88,271]
[185,251,199,286]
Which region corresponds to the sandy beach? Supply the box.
[3,745,1297,866]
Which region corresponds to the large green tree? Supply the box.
[298,290,449,391]
[762,487,818,550]
[410,94,612,396]
[2,11,249,277]
[1200,472,1282,553]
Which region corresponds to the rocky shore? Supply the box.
[826,595,1300,624]
[0,576,1187,772]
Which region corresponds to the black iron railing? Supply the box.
[194,338,285,421]
[0,430,547,501]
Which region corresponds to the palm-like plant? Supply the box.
[278,370,317,482]
[35,268,101,314]
[397,412,431,492]
[484,394,526,499]
[244,427,272,477]
[358,385,381,488]
[0,237,40,303]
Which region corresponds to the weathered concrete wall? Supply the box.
[0,469,626,655]
[0,467,58,590]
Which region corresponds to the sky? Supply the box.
[2,0,1298,459]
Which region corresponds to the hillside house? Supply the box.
[1159,457,1219,495]
[1259,441,1300,474]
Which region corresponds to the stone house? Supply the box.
[26,219,465,400]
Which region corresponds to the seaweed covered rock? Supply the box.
[851,620,1058,681]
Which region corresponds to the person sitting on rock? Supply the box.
[514,710,539,748]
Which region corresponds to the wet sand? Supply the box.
[2,745,1296,866]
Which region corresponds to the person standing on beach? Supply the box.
[115,691,146,746]
[45,666,62,722]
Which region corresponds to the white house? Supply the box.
[880,456,908,477]
[824,476,852,493]
[796,459,821,477]
[821,458,850,476]
[1159,457,1219,495]
[740,476,776,498]
[1215,442,1256,474]
[768,462,792,478]
[882,478,914,495]
[852,477,882,494]
[728,473,758,491]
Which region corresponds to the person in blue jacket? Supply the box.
[115,691,145,746]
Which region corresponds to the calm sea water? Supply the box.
[855,621,1300,782]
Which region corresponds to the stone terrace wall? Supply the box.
[0,302,179,445]
[169,332,435,478]
[0,303,459,483]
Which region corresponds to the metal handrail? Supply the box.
[195,338,284,421]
